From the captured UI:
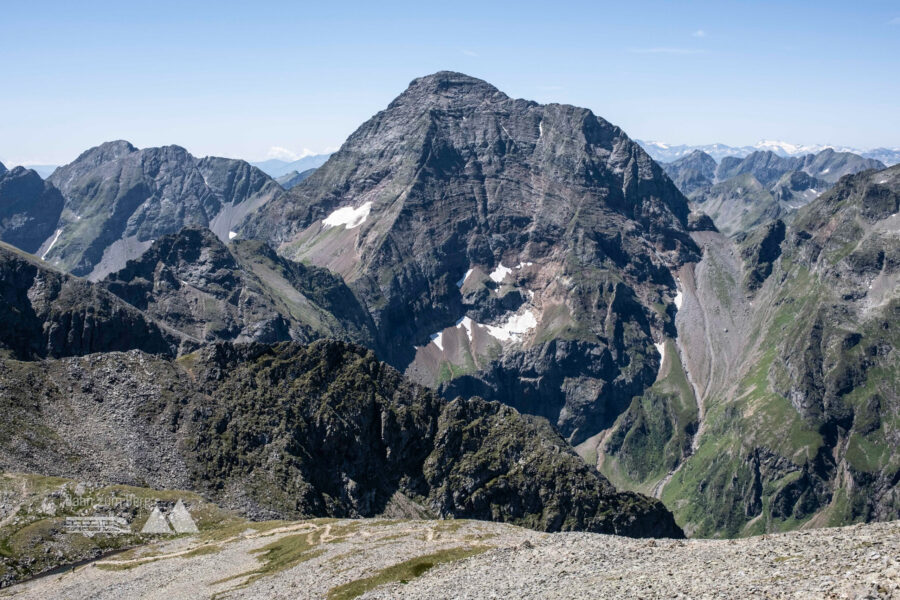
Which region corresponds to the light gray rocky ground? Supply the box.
[2,519,897,599]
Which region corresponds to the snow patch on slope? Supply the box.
[486,310,538,341]
[457,316,475,340]
[41,229,63,260]
[429,331,444,351]
[422,309,538,351]
[489,263,512,283]
[674,289,683,310]
[323,201,372,229]
[655,341,666,378]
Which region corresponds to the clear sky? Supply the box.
[1,0,898,167]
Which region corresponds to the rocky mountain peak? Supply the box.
[42,142,284,278]
[795,163,900,235]
[662,150,717,196]
[391,71,507,109]
[65,139,138,168]
[0,161,6,175]
[241,72,697,444]
[107,225,238,287]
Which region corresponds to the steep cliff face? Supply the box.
[0,242,178,360]
[103,226,378,348]
[660,150,717,197]
[595,166,899,537]
[242,71,698,444]
[0,166,64,254]
[43,141,283,278]
[0,340,682,539]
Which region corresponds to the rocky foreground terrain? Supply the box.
[2,517,897,599]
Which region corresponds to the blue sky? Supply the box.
[1,0,898,166]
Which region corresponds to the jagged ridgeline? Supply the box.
[660,148,884,236]
[40,142,285,279]
[0,242,681,537]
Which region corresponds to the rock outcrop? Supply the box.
[0,242,177,359]
[0,166,64,254]
[103,226,378,348]
[0,340,682,539]
[42,141,283,278]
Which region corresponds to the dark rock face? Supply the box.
[103,226,379,349]
[0,167,65,254]
[0,243,176,360]
[242,71,698,445]
[660,150,717,196]
[0,340,683,538]
[687,211,718,231]
[44,141,283,278]
[738,219,786,291]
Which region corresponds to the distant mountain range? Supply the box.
[251,154,332,178]
[10,141,893,182]
[0,154,332,182]
[660,148,884,235]
[637,139,900,166]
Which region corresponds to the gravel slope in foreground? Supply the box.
[3,520,897,599]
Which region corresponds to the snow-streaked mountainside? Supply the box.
[637,139,900,166]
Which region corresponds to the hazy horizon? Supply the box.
[2,0,898,167]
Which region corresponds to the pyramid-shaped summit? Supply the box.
[239,70,698,443]
[168,500,199,533]
[141,506,173,534]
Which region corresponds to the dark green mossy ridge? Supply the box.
[326,545,490,600]
[599,339,698,495]
[0,340,683,540]
[0,243,178,360]
[188,341,681,537]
